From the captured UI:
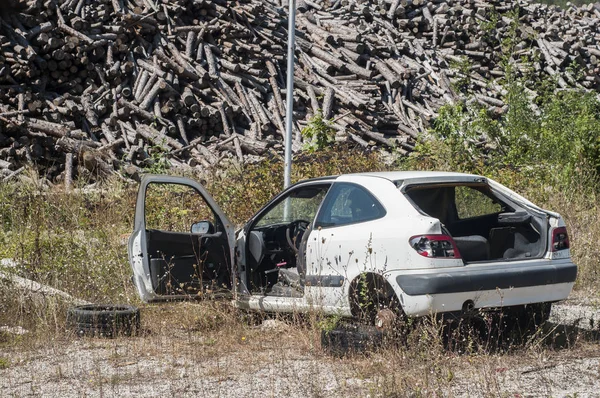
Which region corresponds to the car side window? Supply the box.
[145,183,217,233]
[315,183,385,227]
[254,184,330,228]
[454,186,502,219]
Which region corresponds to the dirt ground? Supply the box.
[2,294,600,397]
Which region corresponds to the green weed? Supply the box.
[301,110,336,153]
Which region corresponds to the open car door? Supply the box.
[128,175,236,302]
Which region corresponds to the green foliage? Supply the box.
[415,101,499,173]
[301,110,336,152]
[143,146,171,174]
[145,183,214,232]
[409,2,600,189]
[0,357,10,369]
[414,83,600,187]
[449,57,473,94]
[566,59,584,82]
[477,7,500,47]
[477,8,498,34]
[454,186,502,219]
[317,314,342,332]
[538,91,600,173]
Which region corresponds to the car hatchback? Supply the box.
[128,171,577,326]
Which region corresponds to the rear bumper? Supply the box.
[389,259,577,317]
[396,259,577,295]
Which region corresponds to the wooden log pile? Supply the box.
[0,0,599,184]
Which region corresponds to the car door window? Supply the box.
[247,184,330,294]
[145,183,216,232]
[315,183,385,227]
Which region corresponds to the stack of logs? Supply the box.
[0,0,599,184]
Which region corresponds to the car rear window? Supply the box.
[454,186,502,219]
[405,183,504,223]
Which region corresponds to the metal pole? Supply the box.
[283,0,296,189]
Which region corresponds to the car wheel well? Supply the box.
[348,273,403,322]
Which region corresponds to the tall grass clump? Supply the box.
[0,175,136,301]
[0,173,140,339]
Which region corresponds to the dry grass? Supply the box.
[544,189,600,294]
[3,297,600,397]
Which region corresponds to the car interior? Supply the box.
[245,184,331,297]
[405,183,547,262]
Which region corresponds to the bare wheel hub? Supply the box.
[375,308,397,331]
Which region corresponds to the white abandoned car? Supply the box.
[128,171,576,328]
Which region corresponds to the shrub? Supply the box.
[300,110,336,152]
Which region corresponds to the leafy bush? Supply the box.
[415,74,600,189]
[301,110,336,152]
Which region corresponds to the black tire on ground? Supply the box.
[66,304,140,338]
[321,324,383,356]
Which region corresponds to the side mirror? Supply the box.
[190,221,214,234]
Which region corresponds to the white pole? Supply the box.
[283,0,296,189]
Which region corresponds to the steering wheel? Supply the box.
[285,219,310,254]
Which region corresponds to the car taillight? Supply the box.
[551,226,570,252]
[409,235,462,259]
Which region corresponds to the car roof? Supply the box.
[343,171,481,181]
[296,171,483,186]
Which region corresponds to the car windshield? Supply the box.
[255,185,329,227]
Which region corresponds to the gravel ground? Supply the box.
[0,329,367,397]
[2,295,600,397]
